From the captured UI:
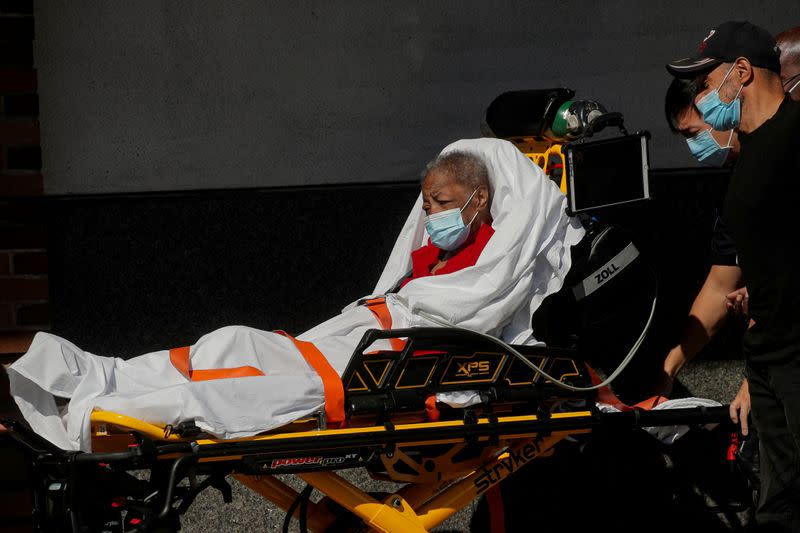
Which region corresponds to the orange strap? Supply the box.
[169,346,265,382]
[277,333,345,429]
[425,395,440,422]
[586,365,667,411]
[364,298,406,352]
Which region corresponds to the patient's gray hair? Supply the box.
[422,151,492,196]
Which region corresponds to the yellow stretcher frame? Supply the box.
[505,137,568,194]
[3,389,730,532]
[88,409,596,532]
[5,321,732,533]
[235,433,572,533]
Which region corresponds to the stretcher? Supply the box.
[3,325,732,533]
[4,89,739,531]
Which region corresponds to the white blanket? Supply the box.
[9,138,585,451]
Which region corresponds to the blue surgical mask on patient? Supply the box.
[685,128,734,167]
[425,188,479,251]
[696,64,743,131]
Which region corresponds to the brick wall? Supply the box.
[0,7,39,531]
[0,0,45,363]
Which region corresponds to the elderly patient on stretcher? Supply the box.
[8,138,586,451]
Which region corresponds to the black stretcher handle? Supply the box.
[600,405,733,430]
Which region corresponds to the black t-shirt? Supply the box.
[711,210,738,266]
[723,96,800,363]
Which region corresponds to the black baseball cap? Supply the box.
[666,21,781,78]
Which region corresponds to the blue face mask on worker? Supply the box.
[685,128,734,167]
[425,188,479,251]
[696,64,743,131]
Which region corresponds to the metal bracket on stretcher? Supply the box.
[3,327,731,533]
[342,326,594,423]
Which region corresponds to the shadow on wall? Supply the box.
[45,183,419,356]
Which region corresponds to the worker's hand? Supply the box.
[729,377,751,436]
[726,287,749,317]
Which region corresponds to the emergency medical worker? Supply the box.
[659,76,751,430]
[668,21,800,531]
[659,25,800,436]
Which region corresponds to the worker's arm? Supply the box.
[655,264,744,395]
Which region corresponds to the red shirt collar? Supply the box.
[408,222,495,282]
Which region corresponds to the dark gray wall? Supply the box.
[35,1,800,194]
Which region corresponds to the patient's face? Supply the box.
[421,170,472,217]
